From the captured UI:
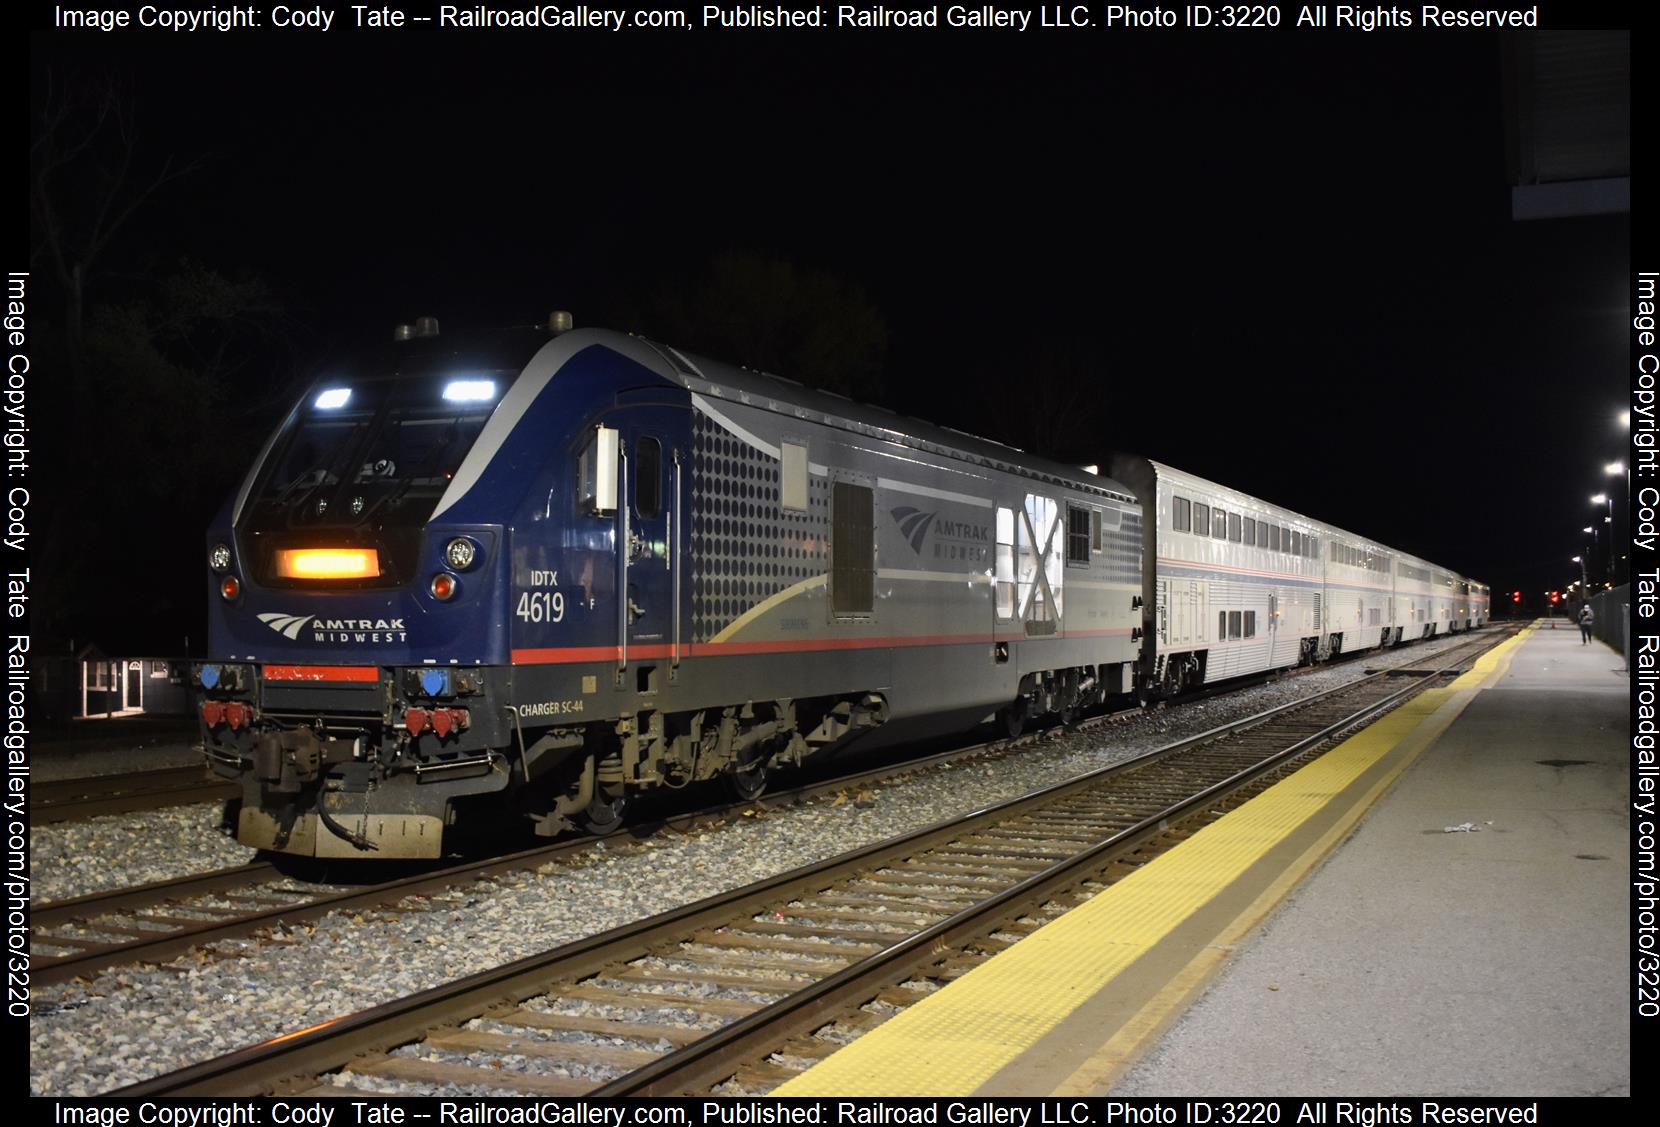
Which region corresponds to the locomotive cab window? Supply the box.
[831,482,875,617]
[636,437,661,519]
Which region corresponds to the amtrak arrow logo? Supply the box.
[258,612,315,640]
[889,506,937,555]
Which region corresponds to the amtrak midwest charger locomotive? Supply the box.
[198,317,1487,858]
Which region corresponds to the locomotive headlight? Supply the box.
[430,573,458,600]
[444,537,478,571]
[209,543,232,573]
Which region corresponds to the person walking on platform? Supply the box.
[1579,604,1595,644]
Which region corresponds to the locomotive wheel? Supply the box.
[726,760,769,802]
[999,700,1026,739]
[582,792,628,836]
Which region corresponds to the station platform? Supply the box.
[774,623,1631,1097]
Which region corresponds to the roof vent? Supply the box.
[393,323,414,342]
[414,316,440,338]
[548,310,574,334]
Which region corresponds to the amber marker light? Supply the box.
[275,548,382,580]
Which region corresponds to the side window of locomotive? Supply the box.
[1192,502,1210,538]
[781,442,808,512]
[1228,511,1242,542]
[1172,495,1190,532]
[831,482,875,617]
[636,437,661,519]
[1066,504,1090,565]
[995,507,1016,621]
[577,425,620,514]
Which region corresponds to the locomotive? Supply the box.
[197,316,1484,858]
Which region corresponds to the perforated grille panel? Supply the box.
[690,412,829,643]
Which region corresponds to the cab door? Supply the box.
[616,406,689,690]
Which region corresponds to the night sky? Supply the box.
[27,8,1634,646]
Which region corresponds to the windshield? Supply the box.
[241,371,513,587]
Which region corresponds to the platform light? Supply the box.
[275,548,381,580]
[1607,461,1624,476]
[442,379,497,403]
[1591,493,1607,505]
[314,387,352,410]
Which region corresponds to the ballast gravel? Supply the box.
[32,804,257,904]
[29,634,1480,1095]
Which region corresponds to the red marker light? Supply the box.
[220,575,241,600]
[430,573,457,601]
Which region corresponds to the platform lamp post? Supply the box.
[1592,493,1614,585]
[1607,461,1628,585]
[1573,556,1589,610]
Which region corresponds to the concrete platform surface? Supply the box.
[1111,625,1630,1095]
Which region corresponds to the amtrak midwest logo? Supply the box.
[258,612,409,643]
[888,506,989,563]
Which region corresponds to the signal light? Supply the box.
[1511,591,1521,603]
[220,575,241,601]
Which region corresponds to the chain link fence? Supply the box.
[1586,584,1629,667]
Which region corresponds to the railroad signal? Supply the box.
[1512,591,1521,603]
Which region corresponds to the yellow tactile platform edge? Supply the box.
[773,629,1530,1096]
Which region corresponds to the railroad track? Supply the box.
[33,629,1472,987]
[32,765,238,824]
[112,626,1513,1097]
[31,709,1108,987]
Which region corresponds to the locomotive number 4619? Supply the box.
[516,590,566,623]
